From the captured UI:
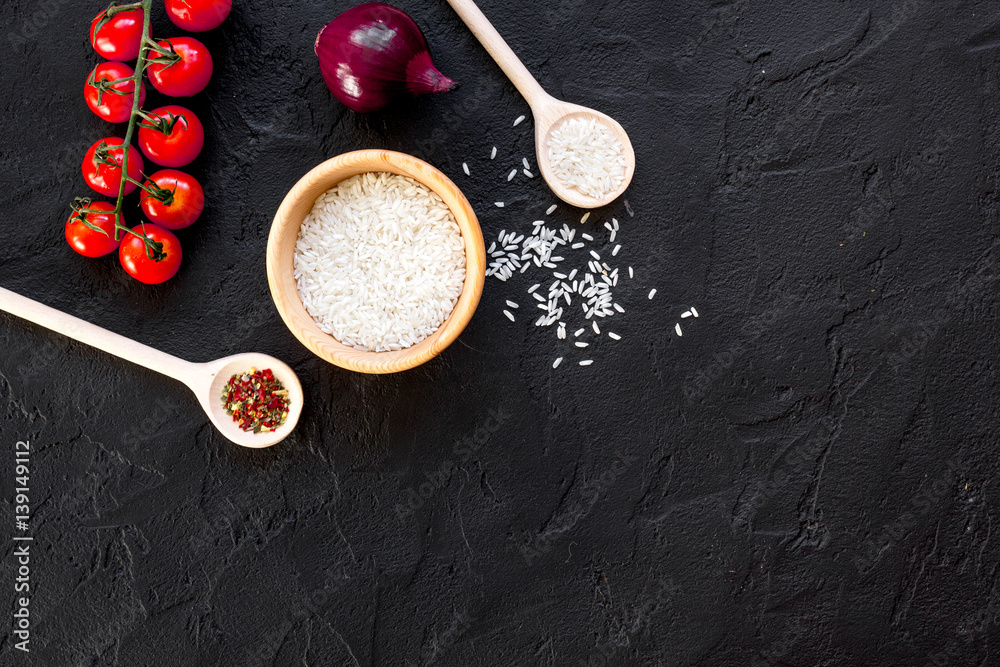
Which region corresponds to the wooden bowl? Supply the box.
[266,150,486,374]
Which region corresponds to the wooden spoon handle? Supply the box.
[0,286,199,385]
[445,0,549,105]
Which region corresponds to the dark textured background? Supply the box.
[2,0,1000,664]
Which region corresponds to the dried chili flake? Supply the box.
[221,367,290,433]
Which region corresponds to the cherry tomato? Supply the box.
[82,137,144,198]
[140,170,205,230]
[119,224,183,284]
[90,7,144,61]
[65,201,122,258]
[84,62,146,123]
[147,37,213,97]
[164,0,231,32]
[137,106,205,168]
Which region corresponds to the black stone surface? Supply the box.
[2,0,1000,664]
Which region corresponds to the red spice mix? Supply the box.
[222,367,290,433]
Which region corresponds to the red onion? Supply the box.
[315,3,457,113]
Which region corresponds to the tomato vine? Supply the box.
[74,0,183,261]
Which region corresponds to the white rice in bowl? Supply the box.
[293,172,467,353]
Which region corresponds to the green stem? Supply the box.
[134,180,175,203]
[106,2,143,15]
[110,0,158,260]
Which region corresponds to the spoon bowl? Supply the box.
[532,100,636,209]
[193,353,305,449]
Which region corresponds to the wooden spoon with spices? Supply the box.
[445,0,635,209]
[0,286,303,449]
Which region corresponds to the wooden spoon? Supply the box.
[446,0,635,209]
[0,287,303,449]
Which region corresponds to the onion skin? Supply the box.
[315,2,457,113]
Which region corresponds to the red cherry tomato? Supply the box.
[164,0,231,32]
[84,62,146,123]
[147,37,213,97]
[137,105,205,168]
[89,7,143,61]
[119,224,183,284]
[65,201,122,258]
[82,138,144,198]
[140,170,205,230]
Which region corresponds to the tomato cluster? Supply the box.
[72,0,229,285]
